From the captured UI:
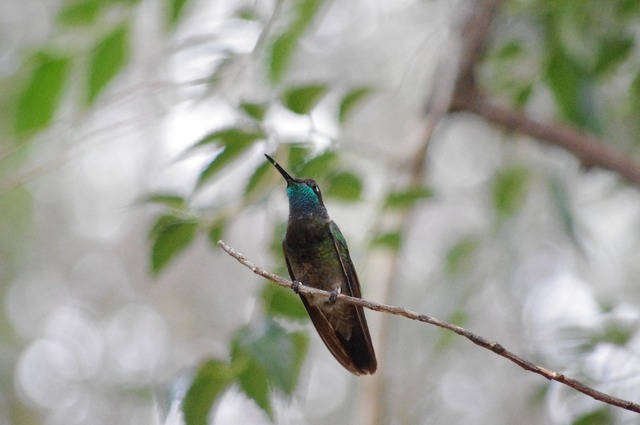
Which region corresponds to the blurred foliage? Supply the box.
[14,53,71,136]
[182,360,235,425]
[95,0,640,421]
[9,0,191,138]
[86,23,129,105]
[57,0,103,26]
[548,175,581,247]
[167,0,190,27]
[0,187,32,272]
[487,0,640,136]
[281,84,328,115]
[149,214,198,276]
[492,166,531,220]
[12,1,136,137]
[181,320,308,424]
[578,321,636,352]
[4,0,640,423]
[324,171,363,201]
[339,87,373,124]
[261,284,309,321]
[267,0,323,83]
[383,187,433,210]
[444,237,479,277]
[231,321,308,413]
[571,408,613,425]
[143,193,189,210]
[190,128,266,188]
[369,231,402,252]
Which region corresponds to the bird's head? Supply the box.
[265,154,327,218]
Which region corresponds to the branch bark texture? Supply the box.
[218,240,640,415]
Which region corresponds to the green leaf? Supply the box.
[196,149,249,188]
[383,187,433,210]
[287,145,312,169]
[494,40,523,60]
[266,0,323,83]
[149,215,197,275]
[492,167,530,219]
[572,408,613,425]
[325,171,363,201]
[240,102,267,121]
[207,219,226,247]
[87,23,129,105]
[168,0,189,27]
[590,323,634,347]
[231,324,309,418]
[290,331,309,380]
[268,32,298,84]
[339,87,372,123]
[193,128,264,188]
[282,84,328,115]
[291,0,323,32]
[183,359,235,425]
[142,193,187,209]
[15,53,71,135]
[445,238,478,276]
[193,128,265,149]
[544,46,594,128]
[234,350,272,418]
[261,284,308,321]
[545,46,579,113]
[236,7,258,20]
[594,34,633,76]
[233,321,308,399]
[244,161,271,197]
[370,231,402,252]
[617,0,640,18]
[514,83,533,108]
[57,0,102,26]
[289,147,338,178]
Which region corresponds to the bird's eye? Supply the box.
[307,181,319,194]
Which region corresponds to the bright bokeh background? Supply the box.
[2,0,640,424]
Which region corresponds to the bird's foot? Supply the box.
[328,288,341,303]
[291,280,302,294]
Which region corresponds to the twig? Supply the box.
[217,240,640,415]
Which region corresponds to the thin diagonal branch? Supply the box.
[218,240,640,415]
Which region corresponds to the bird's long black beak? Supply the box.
[264,154,295,183]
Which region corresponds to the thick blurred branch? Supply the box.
[218,240,640,414]
[446,0,640,186]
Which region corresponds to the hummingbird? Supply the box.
[265,154,377,375]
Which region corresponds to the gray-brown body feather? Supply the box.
[283,218,377,375]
